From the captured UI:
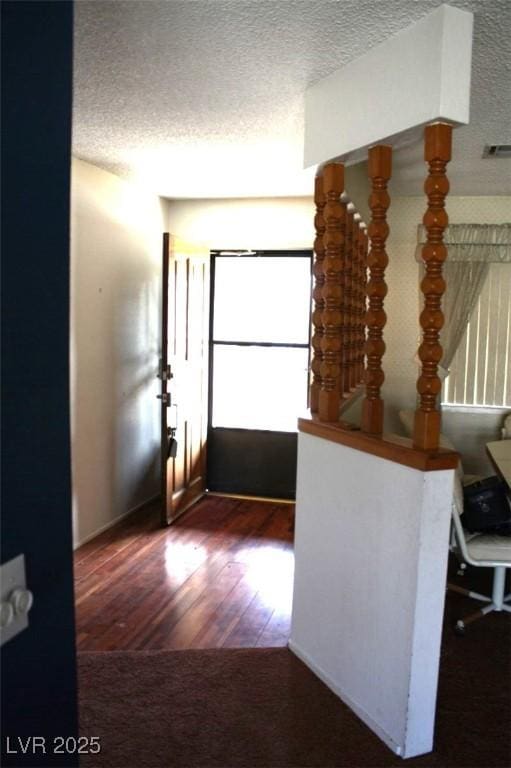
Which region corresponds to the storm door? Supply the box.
[207,250,312,498]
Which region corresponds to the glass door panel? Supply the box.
[213,256,311,344]
[212,345,309,431]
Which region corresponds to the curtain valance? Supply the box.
[416,223,511,262]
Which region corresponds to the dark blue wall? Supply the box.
[1,2,78,765]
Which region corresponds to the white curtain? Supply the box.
[416,223,511,371]
[440,261,489,370]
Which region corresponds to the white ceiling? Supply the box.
[73,0,511,199]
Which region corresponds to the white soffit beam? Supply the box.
[304,4,473,168]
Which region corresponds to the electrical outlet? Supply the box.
[0,555,33,646]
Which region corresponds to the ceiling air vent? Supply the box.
[482,144,511,158]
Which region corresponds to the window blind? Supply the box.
[443,263,511,407]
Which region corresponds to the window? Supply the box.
[210,251,312,431]
[442,263,511,408]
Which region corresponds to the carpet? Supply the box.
[78,560,510,768]
[78,621,510,768]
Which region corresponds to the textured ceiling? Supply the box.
[73,0,511,199]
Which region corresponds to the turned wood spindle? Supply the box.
[353,223,361,385]
[310,173,326,413]
[350,212,361,390]
[359,228,369,385]
[347,212,357,391]
[319,163,345,422]
[361,145,392,435]
[413,123,452,451]
[350,210,358,391]
[353,218,362,387]
[342,209,354,394]
[353,221,366,385]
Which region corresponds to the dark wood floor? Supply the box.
[74,495,295,651]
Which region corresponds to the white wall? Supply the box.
[291,432,454,758]
[383,195,511,470]
[167,164,370,248]
[70,158,167,547]
[168,197,315,250]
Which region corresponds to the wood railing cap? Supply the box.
[298,415,459,472]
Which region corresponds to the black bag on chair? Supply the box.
[462,476,511,536]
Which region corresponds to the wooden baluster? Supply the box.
[310,173,326,413]
[352,220,361,387]
[343,209,354,394]
[351,209,359,390]
[355,221,366,384]
[360,228,369,384]
[348,211,356,390]
[413,123,452,451]
[319,163,345,422]
[361,145,392,435]
[354,214,365,385]
[350,210,361,390]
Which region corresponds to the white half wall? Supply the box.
[70,158,167,547]
[290,432,454,758]
[304,4,473,167]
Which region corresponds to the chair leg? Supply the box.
[492,566,506,610]
[455,603,497,634]
[452,566,510,634]
[447,582,491,602]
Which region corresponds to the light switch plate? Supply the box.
[0,554,29,646]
